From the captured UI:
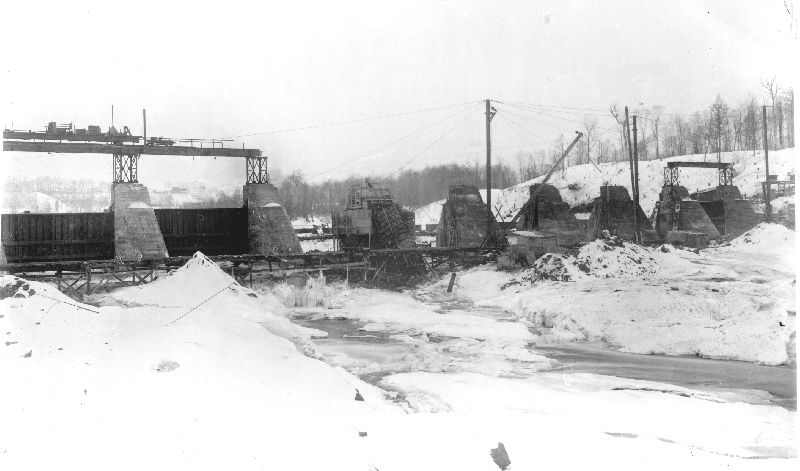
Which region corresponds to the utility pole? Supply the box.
[142,109,147,153]
[763,105,772,222]
[632,115,641,243]
[485,99,497,237]
[624,107,639,242]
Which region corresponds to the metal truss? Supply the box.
[718,167,734,186]
[663,167,680,187]
[246,157,269,184]
[113,153,139,183]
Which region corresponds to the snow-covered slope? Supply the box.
[416,148,796,224]
[441,225,795,365]
[0,254,394,470]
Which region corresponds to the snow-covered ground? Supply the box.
[0,255,390,470]
[415,148,797,224]
[438,223,796,365]
[300,237,335,252]
[292,215,332,231]
[2,227,797,469]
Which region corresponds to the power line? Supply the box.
[495,99,609,113]
[498,105,584,137]
[504,102,620,134]
[382,103,481,181]
[497,112,555,146]
[339,143,552,174]
[218,100,483,139]
[306,103,479,181]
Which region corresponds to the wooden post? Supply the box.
[632,115,641,242]
[625,107,638,241]
[763,105,772,222]
[447,272,457,293]
[85,265,92,295]
[485,99,493,238]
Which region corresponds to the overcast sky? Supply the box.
[1,0,796,188]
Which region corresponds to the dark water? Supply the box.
[538,342,797,409]
[292,312,797,410]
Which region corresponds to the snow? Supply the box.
[440,231,795,365]
[301,237,335,252]
[127,201,151,209]
[722,222,795,254]
[2,249,796,469]
[380,371,796,464]
[770,195,794,215]
[321,288,533,343]
[513,238,692,282]
[0,266,394,470]
[105,252,324,341]
[0,190,73,213]
[263,202,282,207]
[415,148,797,224]
[292,215,331,230]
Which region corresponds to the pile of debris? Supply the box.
[505,235,667,284]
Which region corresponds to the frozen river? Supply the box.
[293,312,796,410]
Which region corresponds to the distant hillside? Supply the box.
[416,148,795,226]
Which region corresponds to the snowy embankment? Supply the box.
[0,254,393,470]
[2,251,797,468]
[443,224,796,365]
[415,148,797,224]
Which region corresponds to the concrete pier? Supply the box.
[112,183,168,261]
[243,183,302,255]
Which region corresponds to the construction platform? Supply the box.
[0,246,498,297]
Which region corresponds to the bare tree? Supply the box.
[784,88,795,148]
[709,94,729,162]
[761,77,781,148]
[609,104,627,161]
[648,105,664,160]
[583,116,599,165]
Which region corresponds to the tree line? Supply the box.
[280,81,793,219]
[515,79,793,182]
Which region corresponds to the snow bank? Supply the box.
[509,238,693,283]
[380,371,796,464]
[439,242,794,364]
[0,272,401,470]
[723,223,795,254]
[509,278,795,364]
[109,252,324,341]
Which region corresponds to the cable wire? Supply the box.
[381,103,481,181]
[165,281,238,326]
[219,100,483,139]
[306,102,479,181]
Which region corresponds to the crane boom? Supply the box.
[497,131,583,239]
